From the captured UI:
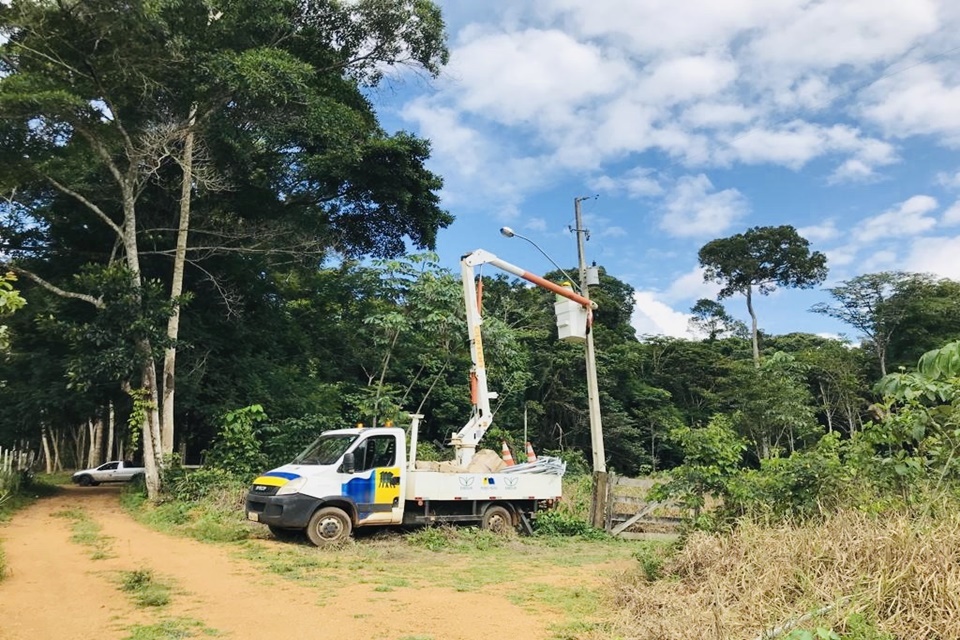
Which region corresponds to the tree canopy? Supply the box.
[699,225,828,366]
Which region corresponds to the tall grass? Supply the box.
[605,508,960,640]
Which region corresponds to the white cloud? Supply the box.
[662,266,722,303]
[682,102,756,128]
[590,167,662,198]
[798,220,840,243]
[659,175,749,237]
[543,0,794,56]
[943,200,960,226]
[904,235,960,279]
[450,28,632,126]
[748,0,938,69]
[718,122,897,175]
[637,55,738,105]
[937,170,960,189]
[632,291,695,338]
[600,226,627,238]
[861,249,899,272]
[856,195,939,243]
[524,218,548,232]
[862,65,960,144]
[825,246,857,268]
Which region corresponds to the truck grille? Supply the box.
[249,484,279,497]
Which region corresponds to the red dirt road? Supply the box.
[0,486,592,640]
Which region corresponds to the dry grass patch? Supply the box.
[603,510,960,640]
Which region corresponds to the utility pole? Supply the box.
[574,196,608,529]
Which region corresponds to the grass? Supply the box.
[117,569,174,607]
[123,617,219,639]
[121,486,249,543]
[603,509,960,640]
[52,507,114,559]
[0,472,64,523]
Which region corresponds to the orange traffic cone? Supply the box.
[525,441,538,463]
[501,441,515,466]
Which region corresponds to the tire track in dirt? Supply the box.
[0,486,553,640]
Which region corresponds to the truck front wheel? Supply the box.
[306,506,353,546]
[481,505,514,534]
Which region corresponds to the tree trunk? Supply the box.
[819,381,834,433]
[51,428,61,472]
[86,419,96,468]
[41,424,53,474]
[161,105,197,457]
[139,355,164,498]
[92,414,104,466]
[745,285,760,367]
[106,401,115,461]
[119,180,164,498]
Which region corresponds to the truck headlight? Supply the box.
[276,477,307,496]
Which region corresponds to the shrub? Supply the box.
[533,509,607,539]
[203,405,268,479]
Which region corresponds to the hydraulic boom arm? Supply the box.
[450,249,597,466]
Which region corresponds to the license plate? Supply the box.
[247,512,259,522]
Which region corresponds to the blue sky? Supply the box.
[373,0,960,341]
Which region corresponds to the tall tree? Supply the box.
[0,0,450,496]
[698,225,828,367]
[810,271,910,376]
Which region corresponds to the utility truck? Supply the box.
[245,249,596,546]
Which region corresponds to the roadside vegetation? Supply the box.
[602,341,960,639]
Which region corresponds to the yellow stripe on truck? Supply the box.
[253,475,289,487]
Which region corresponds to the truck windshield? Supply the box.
[292,434,358,466]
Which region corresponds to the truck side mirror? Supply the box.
[341,452,355,474]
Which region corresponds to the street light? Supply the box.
[499,227,580,288]
[501,206,608,529]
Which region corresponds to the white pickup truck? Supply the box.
[72,460,145,486]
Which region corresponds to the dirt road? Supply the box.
[0,486,626,640]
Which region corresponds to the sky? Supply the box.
[372,0,960,342]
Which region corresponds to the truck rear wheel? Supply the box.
[481,505,514,534]
[306,506,353,546]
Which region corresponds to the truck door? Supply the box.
[341,433,403,525]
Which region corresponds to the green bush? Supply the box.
[731,432,849,520]
[203,405,268,479]
[533,509,607,539]
[165,467,246,503]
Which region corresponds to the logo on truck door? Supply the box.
[378,470,400,488]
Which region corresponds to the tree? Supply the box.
[0,273,25,352]
[813,273,960,376]
[884,276,960,371]
[698,225,828,367]
[0,0,450,497]
[688,298,747,341]
[811,272,910,376]
[724,352,821,460]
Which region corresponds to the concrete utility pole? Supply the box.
[573,196,608,529]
